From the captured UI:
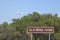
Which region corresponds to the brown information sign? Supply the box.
[27,26,54,34]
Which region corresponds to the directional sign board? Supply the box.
[27,26,54,34]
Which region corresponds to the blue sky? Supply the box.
[0,0,60,24]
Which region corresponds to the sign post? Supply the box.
[31,33,33,40]
[49,34,50,40]
[27,26,54,40]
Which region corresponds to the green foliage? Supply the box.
[53,33,60,40]
[0,12,60,40]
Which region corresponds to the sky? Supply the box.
[0,0,60,24]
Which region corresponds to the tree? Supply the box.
[0,12,60,40]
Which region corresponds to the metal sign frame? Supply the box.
[27,26,54,34]
[27,26,54,40]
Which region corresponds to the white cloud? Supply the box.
[16,11,23,14]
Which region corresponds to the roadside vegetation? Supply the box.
[0,12,60,40]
